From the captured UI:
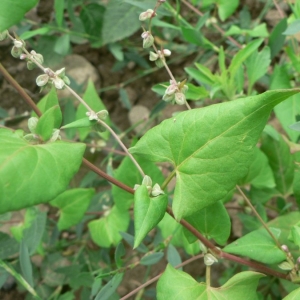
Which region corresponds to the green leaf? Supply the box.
[0,0,38,31]
[289,223,300,248]
[11,207,46,254]
[185,64,216,86]
[76,81,111,141]
[51,188,94,230]
[167,244,182,269]
[0,128,85,213]
[224,227,286,264]
[0,232,19,260]
[134,185,167,248]
[245,46,271,91]
[183,201,231,246]
[217,0,239,21]
[88,206,130,248]
[80,3,105,39]
[33,87,59,117]
[140,252,164,266]
[61,117,97,129]
[268,18,287,59]
[158,214,200,256]
[130,89,300,219]
[240,147,276,189]
[114,242,125,268]
[283,287,300,299]
[283,19,300,35]
[54,0,64,27]
[229,39,263,80]
[95,273,123,300]
[101,0,143,45]
[119,231,148,253]
[261,127,294,196]
[20,27,50,40]
[20,241,33,287]
[157,264,264,300]
[35,105,62,141]
[112,156,165,211]
[270,65,300,142]
[54,34,70,56]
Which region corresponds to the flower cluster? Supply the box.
[163,79,188,105]
[141,31,154,48]
[20,50,44,70]
[36,67,70,90]
[86,109,108,121]
[134,175,164,197]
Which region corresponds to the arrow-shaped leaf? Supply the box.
[134,185,167,248]
[130,89,300,219]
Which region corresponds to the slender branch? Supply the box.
[273,0,285,18]
[0,63,42,117]
[97,120,145,177]
[236,185,282,249]
[181,0,243,49]
[120,254,204,300]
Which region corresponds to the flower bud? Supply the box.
[55,68,66,78]
[142,175,152,188]
[149,51,159,61]
[162,49,171,56]
[53,77,65,89]
[13,39,24,48]
[139,9,155,21]
[141,31,154,48]
[281,245,289,253]
[49,129,61,142]
[199,242,208,254]
[155,58,164,68]
[33,53,44,65]
[0,30,8,41]
[204,254,218,266]
[36,74,49,87]
[162,93,175,103]
[175,92,186,105]
[278,261,293,271]
[27,60,36,70]
[86,111,98,121]
[97,110,109,120]
[20,54,27,60]
[151,183,164,197]
[28,117,39,133]
[11,46,23,58]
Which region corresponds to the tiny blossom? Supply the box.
[139,9,155,21]
[149,51,159,61]
[86,111,99,121]
[53,77,65,89]
[36,74,50,87]
[151,183,164,197]
[175,92,186,105]
[97,110,108,120]
[13,39,24,48]
[141,31,154,48]
[11,46,23,58]
[204,254,218,266]
[162,80,188,105]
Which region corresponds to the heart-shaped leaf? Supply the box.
[0,128,85,213]
[130,89,300,219]
[223,227,286,264]
[134,185,167,248]
[157,264,264,300]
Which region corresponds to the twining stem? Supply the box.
[236,185,282,249]
[120,254,204,300]
[206,266,211,287]
[6,32,145,178]
[97,120,145,177]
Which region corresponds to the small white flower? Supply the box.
[53,77,65,89]
[13,39,24,48]
[141,31,154,48]
[151,183,164,197]
[175,92,186,105]
[36,74,49,87]
[86,111,98,121]
[139,9,155,21]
